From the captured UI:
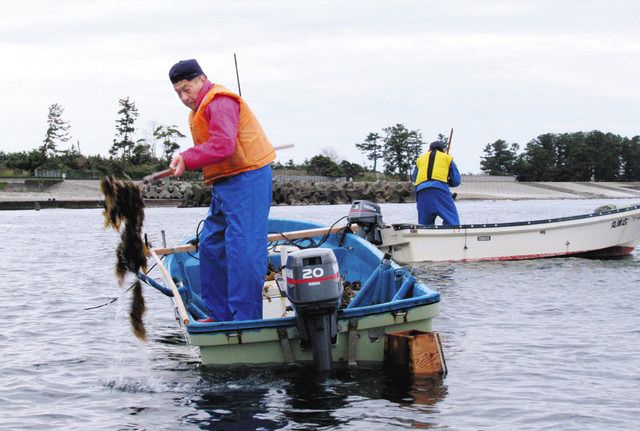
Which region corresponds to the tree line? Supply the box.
[4,99,639,184]
[355,124,455,180]
[481,131,640,181]
[1,98,188,179]
[276,123,438,181]
[6,103,638,184]
[2,99,435,182]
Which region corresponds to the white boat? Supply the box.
[348,201,640,263]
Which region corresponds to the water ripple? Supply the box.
[2,201,639,430]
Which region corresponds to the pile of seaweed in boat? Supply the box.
[101,176,148,340]
[341,280,361,308]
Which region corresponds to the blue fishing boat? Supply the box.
[143,218,442,370]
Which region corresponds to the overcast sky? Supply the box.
[1,0,639,173]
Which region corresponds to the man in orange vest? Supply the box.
[412,140,461,225]
[168,59,275,322]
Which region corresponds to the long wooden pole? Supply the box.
[142,168,174,184]
[142,144,294,184]
[273,143,295,151]
[234,53,242,97]
[149,224,357,257]
[447,128,454,154]
[148,248,190,325]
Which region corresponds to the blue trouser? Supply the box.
[416,187,460,226]
[199,165,272,321]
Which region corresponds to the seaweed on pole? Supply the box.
[100,176,149,340]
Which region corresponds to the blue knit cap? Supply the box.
[169,59,204,84]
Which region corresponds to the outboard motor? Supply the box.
[347,200,384,244]
[285,248,343,371]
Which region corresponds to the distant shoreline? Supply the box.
[0,199,180,211]
[1,177,639,210]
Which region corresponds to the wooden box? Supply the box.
[384,330,447,376]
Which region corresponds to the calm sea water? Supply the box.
[2,199,639,430]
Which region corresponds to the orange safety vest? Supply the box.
[189,85,275,185]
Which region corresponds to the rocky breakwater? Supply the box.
[272,180,415,205]
[142,181,208,207]
[142,180,416,207]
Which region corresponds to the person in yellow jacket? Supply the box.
[412,140,461,225]
[168,59,275,322]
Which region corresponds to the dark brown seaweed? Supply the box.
[100,176,148,340]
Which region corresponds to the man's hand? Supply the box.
[170,154,186,177]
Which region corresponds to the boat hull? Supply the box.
[163,218,442,367]
[378,205,640,263]
[183,302,438,366]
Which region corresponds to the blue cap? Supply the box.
[169,59,204,84]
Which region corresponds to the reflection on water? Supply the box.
[188,384,273,429]
[154,331,189,346]
[183,366,447,430]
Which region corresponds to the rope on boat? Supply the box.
[84,261,159,311]
[184,219,204,260]
[267,215,349,251]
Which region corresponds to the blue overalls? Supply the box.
[413,160,461,226]
[199,164,272,321]
[416,187,460,225]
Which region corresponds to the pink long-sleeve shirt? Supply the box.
[181,80,240,170]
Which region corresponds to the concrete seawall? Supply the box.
[1,176,640,210]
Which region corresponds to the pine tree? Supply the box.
[154,125,186,162]
[356,132,382,172]
[382,124,424,180]
[306,154,343,177]
[480,139,520,175]
[41,103,71,158]
[620,136,640,181]
[130,138,153,165]
[110,97,139,160]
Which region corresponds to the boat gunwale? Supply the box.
[166,218,441,335]
[391,203,640,231]
[185,289,440,334]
